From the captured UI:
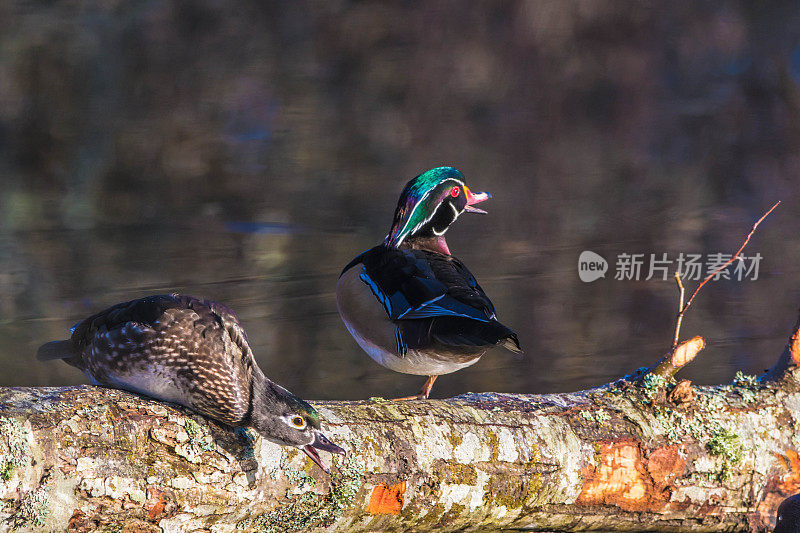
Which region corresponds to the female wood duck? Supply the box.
[336,167,522,400]
[37,294,344,472]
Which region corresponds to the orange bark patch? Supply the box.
[777,450,800,493]
[67,509,92,532]
[647,445,686,491]
[367,482,406,515]
[147,492,167,521]
[790,328,800,365]
[577,442,685,512]
[577,441,649,510]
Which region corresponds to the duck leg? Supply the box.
[392,375,438,401]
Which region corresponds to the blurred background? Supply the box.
[0,1,799,400]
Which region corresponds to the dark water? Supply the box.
[1,1,799,401]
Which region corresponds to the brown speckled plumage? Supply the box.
[56,294,253,426]
[38,294,345,470]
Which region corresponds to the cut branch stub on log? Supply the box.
[1,316,800,533]
[648,336,706,381]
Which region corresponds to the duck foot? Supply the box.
[392,375,438,401]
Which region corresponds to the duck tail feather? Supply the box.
[500,334,524,357]
[36,340,74,361]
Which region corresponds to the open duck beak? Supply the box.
[464,186,491,214]
[301,431,346,473]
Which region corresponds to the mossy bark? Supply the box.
[0,377,798,532]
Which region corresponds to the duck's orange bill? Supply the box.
[464,186,491,213]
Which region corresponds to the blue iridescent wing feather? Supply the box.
[349,246,495,323]
[341,245,523,353]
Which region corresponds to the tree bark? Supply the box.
[2,320,800,532]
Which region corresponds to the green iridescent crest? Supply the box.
[386,167,466,247]
[301,403,321,428]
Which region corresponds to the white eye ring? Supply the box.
[287,415,307,430]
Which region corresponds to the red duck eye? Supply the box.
[450,187,460,197]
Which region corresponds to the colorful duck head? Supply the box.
[385,167,491,248]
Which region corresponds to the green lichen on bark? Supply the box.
[10,488,49,529]
[0,417,29,482]
[706,428,744,481]
[731,371,761,403]
[182,418,215,453]
[580,408,611,425]
[640,373,669,404]
[648,386,747,448]
[242,454,365,532]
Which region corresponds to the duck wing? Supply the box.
[344,246,521,354]
[344,246,492,322]
[66,294,256,426]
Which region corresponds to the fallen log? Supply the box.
[0,314,799,532]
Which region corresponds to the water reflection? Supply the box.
[1,209,796,401]
[1,1,799,399]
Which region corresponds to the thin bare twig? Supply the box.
[672,273,685,350]
[682,202,780,313]
[671,201,780,348]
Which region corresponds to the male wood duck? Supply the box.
[37,294,345,472]
[336,166,522,400]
